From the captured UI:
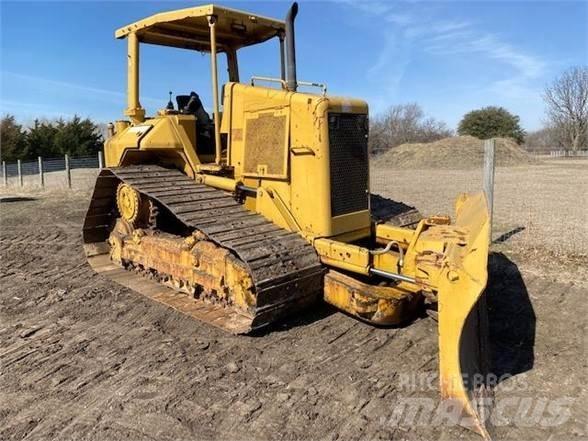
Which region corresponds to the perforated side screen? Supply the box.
[328,113,369,217]
[243,112,287,176]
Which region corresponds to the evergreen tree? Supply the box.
[0,114,27,162]
[458,106,525,144]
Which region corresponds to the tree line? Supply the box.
[369,66,587,154]
[0,115,104,163]
[1,67,585,161]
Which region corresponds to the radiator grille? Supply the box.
[328,113,369,217]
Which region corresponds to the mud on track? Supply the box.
[1,191,586,441]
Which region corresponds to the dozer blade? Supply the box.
[436,193,492,439]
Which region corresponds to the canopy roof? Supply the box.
[115,4,285,52]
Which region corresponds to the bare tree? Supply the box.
[524,125,566,152]
[543,66,588,150]
[369,103,452,154]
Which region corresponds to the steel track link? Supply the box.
[83,165,325,333]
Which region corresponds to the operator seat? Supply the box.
[176,92,214,155]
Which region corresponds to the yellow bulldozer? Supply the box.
[84,3,492,438]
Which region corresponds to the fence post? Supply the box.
[17,159,23,187]
[483,139,496,242]
[38,156,45,188]
[98,150,104,170]
[65,154,72,189]
[2,161,6,187]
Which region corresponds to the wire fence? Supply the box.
[370,142,587,257]
[2,144,586,256]
[548,150,588,158]
[2,152,103,189]
[524,148,588,157]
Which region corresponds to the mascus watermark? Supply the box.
[381,396,575,428]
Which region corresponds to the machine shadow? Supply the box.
[249,301,337,336]
[492,226,526,244]
[253,251,538,372]
[485,252,536,381]
[0,196,37,203]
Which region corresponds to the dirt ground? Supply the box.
[1,160,586,441]
[372,159,588,264]
[373,136,535,169]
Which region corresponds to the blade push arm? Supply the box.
[315,192,491,438]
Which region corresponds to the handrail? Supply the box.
[250,76,287,89]
[297,80,327,96]
[250,76,327,96]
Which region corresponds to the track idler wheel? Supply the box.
[116,183,157,228]
[116,183,141,224]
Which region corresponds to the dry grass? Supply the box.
[374,135,536,169]
[1,160,586,441]
[3,192,585,441]
[372,159,588,260]
[2,169,99,191]
[2,160,585,266]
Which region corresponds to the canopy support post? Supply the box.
[208,15,222,166]
[125,32,145,124]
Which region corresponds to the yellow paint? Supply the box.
[101,5,492,437]
[125,32,144,124]
[116,183,140,224]
[263,187,301,232]
[196,174,238,192]
[435,193,491,439]
[324,270,421,325]
[375,223,414,246]
[115,4,286,52]
[314,238,370,273]
[109,219,257,313]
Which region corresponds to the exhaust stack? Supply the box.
[285,2,298,92]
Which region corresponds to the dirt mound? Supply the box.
[374,136,536,169]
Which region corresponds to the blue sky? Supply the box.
[1,1,587,131]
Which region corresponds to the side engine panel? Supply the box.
[225,82,370,240]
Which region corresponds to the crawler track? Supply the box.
[82,165,325,333]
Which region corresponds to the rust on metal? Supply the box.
[83,165,325,333]
[323,270,422,325]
